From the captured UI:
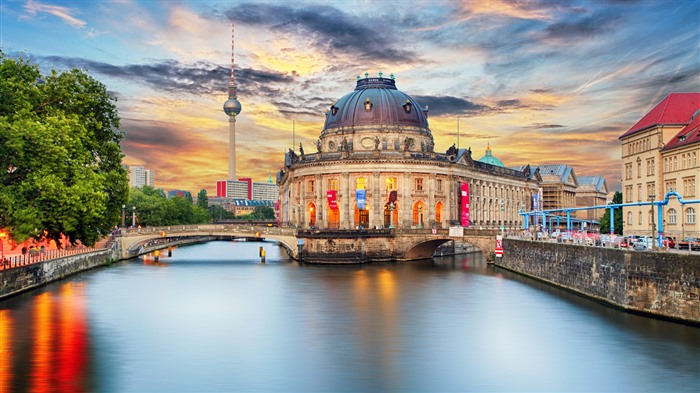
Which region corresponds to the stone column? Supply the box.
[299,178,306,228]
[372,172,381,228]
[341,172,350,229]
[401,172,411,227]
[316,174,323,228]
[428,174,436,226]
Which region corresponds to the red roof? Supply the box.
[619,93,700,139]
[661,111,700,151]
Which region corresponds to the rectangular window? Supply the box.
[637,184,642,202]
[414,178,424,192]
[308,179,315,193]
[385,177,397,191]
[637,161,641,178]
[625,186,633,203]
[328,178,338,191]
[437,178,443,192]
[665,180,676,193]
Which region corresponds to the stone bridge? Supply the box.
[116,224,498,263]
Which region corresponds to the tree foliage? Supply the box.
[196,189,208,210]
[126,186,210,226]
[599,191,623,235]
[237,206,275,220]
[0,53,128,246]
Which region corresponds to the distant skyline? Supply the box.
[2,0,698,193]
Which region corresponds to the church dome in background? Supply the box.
[477,143,504,167]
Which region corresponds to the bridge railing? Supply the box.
[298,228,395,238]
[118,224,296,237]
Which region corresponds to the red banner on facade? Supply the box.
[327,190,338,210]
[460,183,470,227]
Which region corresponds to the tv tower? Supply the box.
[223,21,242,180]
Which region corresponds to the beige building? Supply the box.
[619,92,700,239]
[575,176,609,223]
[277,75,541,230]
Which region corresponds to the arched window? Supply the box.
[638,211,643,225]
[435,202,443,226]
[687,207,696,224]
[412,201,425,227]
[627,211,633,225]
[668,208,677,224]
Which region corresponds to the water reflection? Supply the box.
[1,283,90,393]
[0,242,698,393]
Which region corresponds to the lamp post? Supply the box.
[417,205,423,228]
[456,116,465,150]
[649,193,656,249]
[500,200,505,237]
[389,203,395,229]
[0,231,6,260]
[132,206,136,227]
[121,204,126,227]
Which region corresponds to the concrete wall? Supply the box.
[0,248,117,300]
[497,240,700,324]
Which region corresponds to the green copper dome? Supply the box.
[477,144,504,167]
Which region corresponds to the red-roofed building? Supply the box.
[619,93,699,242]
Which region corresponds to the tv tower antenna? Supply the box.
[223,21,242,180]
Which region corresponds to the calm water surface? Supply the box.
[1,241,698,392]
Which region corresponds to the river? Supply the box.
[1,240,698,392]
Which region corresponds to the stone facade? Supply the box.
[497,239,700,324]
[278,76,541,231]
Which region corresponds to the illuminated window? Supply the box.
[356,177,367,190]
[385,177,397,191]
[328,178,338,191]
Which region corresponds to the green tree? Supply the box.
[196,189,209,209]
[599,191,623,235]
[126,186,211,226]
[0,53,128,246]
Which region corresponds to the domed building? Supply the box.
[278,73,541,230]
[477,143,505,167]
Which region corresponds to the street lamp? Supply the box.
[388,202,395,229]
[500,200,505,236]
[456,115,465,150]
[121,204,126,227]
[649,193,656,249]
[132,206,136,227]
[0,231,6,260]
[417,205,423,228]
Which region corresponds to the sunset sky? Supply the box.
[1,0,698,194]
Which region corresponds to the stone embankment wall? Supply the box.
[497,240,699,325]
[0,248,117,300]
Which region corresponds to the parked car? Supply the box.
[661,236,675,248]
[632,238,648,251]
[678,237,700,251]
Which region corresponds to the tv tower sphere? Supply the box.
[224,97,242,116]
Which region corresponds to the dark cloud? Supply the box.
[497,99,524,108]
[543,12,619,39]
[412,95,490,116]
[218,3,418,64]
[523,123,566,129]
[40,55,294,98]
